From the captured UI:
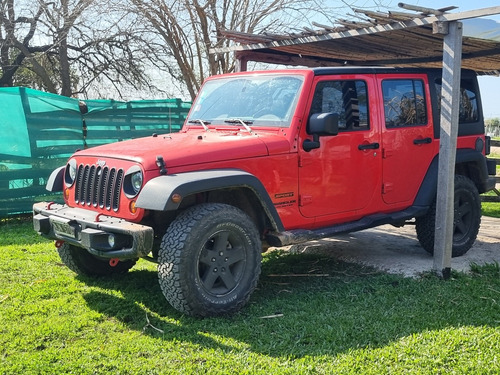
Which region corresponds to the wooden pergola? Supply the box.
[211,3,500,277]
[213,4,500,75]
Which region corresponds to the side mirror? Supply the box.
[303,112,339,152]
[309,112,339,136]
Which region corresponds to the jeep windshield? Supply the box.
[187,74,304,128]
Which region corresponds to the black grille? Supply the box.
[74,164,124,212]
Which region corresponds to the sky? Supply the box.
[359,0,500,118]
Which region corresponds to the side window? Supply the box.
[382,79,427,128]
[310,80,369,131]
[434,78,479,123]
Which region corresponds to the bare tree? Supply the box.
[0,0,152,97]
[129,0,347,100]
[0,1,54,89]
[44,0,155,98]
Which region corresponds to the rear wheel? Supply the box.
[416,175,481,257]
[57,243,136,276]
[158,203,262,317]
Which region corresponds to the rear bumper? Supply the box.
[485,158,498,192]
[485,177,497,192]
[33,202,153,259]
[486,158,497,176]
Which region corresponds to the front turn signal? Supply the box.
[129,200,137,214]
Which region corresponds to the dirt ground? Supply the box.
[280,216,500,277]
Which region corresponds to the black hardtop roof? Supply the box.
[311,66,477,77]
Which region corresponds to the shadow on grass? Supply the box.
[81,251,500,358]
[82,270,241,353]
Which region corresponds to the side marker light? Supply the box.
[171,194,182,204]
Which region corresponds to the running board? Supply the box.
[266,206,428,247]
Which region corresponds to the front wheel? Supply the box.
[158,203,262,317]
[416,175,481,257]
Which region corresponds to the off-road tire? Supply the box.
[158,203,262,317]
[57,243,136,276]
[415,175,481,257]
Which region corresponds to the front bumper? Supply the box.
[33,202,154,259]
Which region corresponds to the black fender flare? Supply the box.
[135,169,284,231]
[414,149,491,207]
[456,149,492,188]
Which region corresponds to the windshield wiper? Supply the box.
[188,119,211,131]
[224,118,253,133]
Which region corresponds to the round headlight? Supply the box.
[65,159,77,186]
[131,171,143,194]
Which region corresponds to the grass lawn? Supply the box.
[482,151,500,217]
[1,217,499,374]
[482,197,500,218]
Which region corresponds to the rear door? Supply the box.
[377,74,436,205]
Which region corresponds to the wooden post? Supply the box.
[433,21,463,278]
[235,52,248,72]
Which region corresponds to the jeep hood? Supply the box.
[73,129,291,170]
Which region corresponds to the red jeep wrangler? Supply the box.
[34,67,497,316]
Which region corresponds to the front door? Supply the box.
[298,75,382,220]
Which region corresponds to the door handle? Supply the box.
[358,142,380,150]
[413,137,432,145]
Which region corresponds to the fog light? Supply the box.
[108,234,116,248]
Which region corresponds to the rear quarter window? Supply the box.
[430,73,484,137]
[434,78,479,123]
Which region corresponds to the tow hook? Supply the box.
[55,240,65,248]
[109,258,120,267]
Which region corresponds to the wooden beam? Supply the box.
[234,50,347,67]
[342,46,500,66]
[311,21,339,32]
[388,10,426,19]
[353,8,394,21]
[433,21,464,278]
[398,2,445,15]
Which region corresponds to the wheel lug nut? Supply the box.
[211,258,216,262]
[219,251,224,256]
[213,267,218,272]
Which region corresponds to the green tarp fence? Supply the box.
[0,87,191,217]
